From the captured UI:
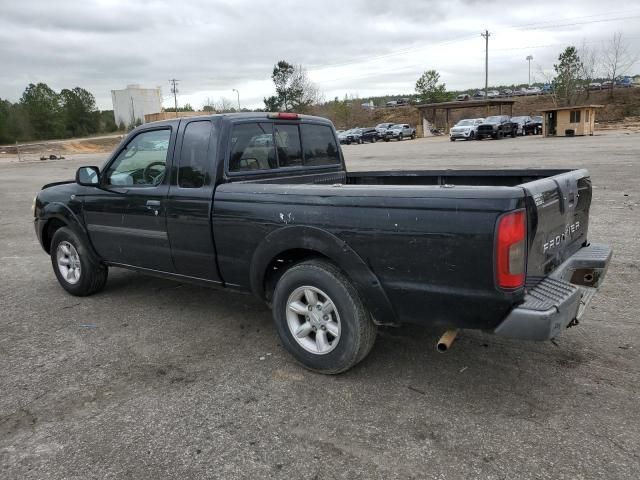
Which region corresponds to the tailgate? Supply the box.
[521,169,591,277]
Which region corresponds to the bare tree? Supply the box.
[202,97,216,112]
[215,97,236,113]
[602,32,639,97]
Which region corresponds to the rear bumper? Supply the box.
[493,243,612,341]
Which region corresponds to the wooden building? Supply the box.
[539,105,603,137]
[416,99,515,136]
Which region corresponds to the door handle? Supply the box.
[146,200,161,207]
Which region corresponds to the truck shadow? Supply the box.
[98,268,594,426]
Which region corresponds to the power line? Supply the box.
[309,11,639,79]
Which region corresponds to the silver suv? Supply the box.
[449,118,484,141]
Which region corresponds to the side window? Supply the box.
[274,124,302,168]
[229,123,276,172]
[105,129,171,186]
[301,124,340,166]
[570,110,581,123]
[178,121,212,188]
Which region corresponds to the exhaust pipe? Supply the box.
[437,329,459,353]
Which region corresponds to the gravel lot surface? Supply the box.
[1,132,638,479]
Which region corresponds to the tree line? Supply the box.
[0,83,118,144]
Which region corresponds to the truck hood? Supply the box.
[42,180,75,190]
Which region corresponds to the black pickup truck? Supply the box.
[476,115,518,139]
[33,112,612,373]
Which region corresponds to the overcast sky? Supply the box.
[1,0,639,110]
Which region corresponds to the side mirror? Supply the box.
[76,166,100,186]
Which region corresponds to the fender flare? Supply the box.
[40,202,101,263]
[249,225,398,325]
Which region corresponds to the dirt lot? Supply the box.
[1,132,639,479]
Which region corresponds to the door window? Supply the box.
[300,124,340,166]
[105,129,171,186]
[178,121,212,188]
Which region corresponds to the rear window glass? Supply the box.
[301,124,340,166]
[275,124,302,168]
[178,121,211,188]
[229,123,276,172]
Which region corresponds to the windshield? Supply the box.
[532,116,543,123]
[456,120,473,126]
[484,116,502,124]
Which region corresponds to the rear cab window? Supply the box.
[228,121,340,173]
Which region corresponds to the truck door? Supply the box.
[166,119,221,282]
[83,127,175,272]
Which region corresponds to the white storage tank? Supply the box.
[111,85,163,128]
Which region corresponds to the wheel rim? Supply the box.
[286,286,341,355]
[56,241,81,284]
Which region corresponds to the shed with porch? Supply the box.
[539,105,603,137]
[416,99,515,136]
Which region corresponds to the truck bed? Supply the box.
[346,169,575,187]
[215,167,591,329]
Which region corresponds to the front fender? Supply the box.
[37,201,100,263]
[250,225,398,325]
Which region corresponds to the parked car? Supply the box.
[476,115,518,139]
[501,89,513,97]
[541,84,552,94]
[456,94,471,101]
[338,128,362,144]
[523,116,543,135]
[357,127,379,143]
[384,124,416,141]
[588,82,602,90]
[385,100,398,107]
[510,116,532,136]
[487,90,500,98]
[472,91,485,99]
[375,123,395,138]
[449,118,484,141]
[615,76,633,87]
[33,111,612,373]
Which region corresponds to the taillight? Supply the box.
[267,112,299,120]
[496,209,526,289]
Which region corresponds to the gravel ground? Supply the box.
[1,132,638,479]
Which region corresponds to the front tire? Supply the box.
[272,260,377,374]
[50,227,108,296]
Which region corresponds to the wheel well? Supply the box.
[263,249,330,302]
[42,219,67,253]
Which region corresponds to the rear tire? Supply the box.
[272,260,377,374]
[50,227,108,296]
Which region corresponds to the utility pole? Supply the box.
[232,89,241,111]
[526,55,533,86]
[481,30,490,101]
[130,96,135,127]
[169,79,179,117]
